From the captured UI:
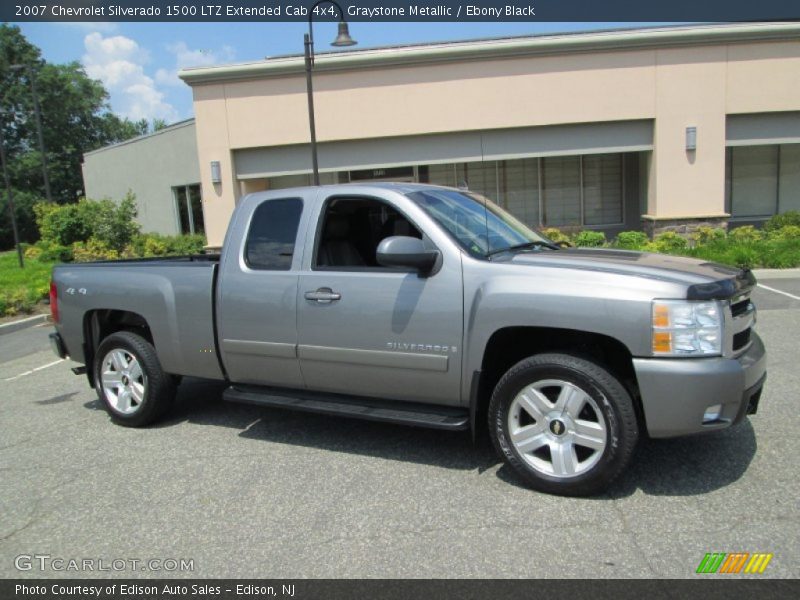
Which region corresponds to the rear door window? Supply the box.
[245,198,303,270]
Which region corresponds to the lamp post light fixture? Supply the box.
[304,1,356,185]
[0,113,24,268]
[10,63,53,203]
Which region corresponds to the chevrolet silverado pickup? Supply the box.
[49,183,766,496]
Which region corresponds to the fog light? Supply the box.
[703,404,722,423]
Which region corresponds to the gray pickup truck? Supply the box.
[49,183,766,495]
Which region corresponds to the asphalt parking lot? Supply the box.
[1,274,799,579]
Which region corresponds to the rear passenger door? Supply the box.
[217,195,306,388]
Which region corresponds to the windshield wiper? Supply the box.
[486,240,560,258]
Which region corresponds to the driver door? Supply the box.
[296,192,464,406]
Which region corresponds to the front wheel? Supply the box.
[94,331,176,427]
[488,353,638,496]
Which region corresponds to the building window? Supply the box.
[542,156,582,227]
[728,144,800,219]
[245,198,303,271]
[174,184,205,234]
[418,155,624,228]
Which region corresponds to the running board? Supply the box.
[223,385,469,431]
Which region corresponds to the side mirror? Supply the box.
[376,236,439,275]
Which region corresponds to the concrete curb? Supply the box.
[752,268,800,280]
[0,313,48,336]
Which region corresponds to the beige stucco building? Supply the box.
[86,23,800,248]
[82,119,205,236]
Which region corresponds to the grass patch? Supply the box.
[0,251,55,316]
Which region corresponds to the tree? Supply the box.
[0,24,155,248]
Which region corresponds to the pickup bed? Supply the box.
[49,183,766,496]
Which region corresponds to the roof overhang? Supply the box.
[179,22,800,86]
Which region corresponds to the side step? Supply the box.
[223,385,469,431]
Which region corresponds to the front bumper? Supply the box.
[633,331,766,438]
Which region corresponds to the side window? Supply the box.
[315,197,422,269]
[245,198,303,270]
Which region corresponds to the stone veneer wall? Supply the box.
[641,216,730,239]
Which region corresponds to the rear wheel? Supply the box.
[94,331,176,427]
[489,353,638,496]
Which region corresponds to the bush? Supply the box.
[573,230,606,247]
[728,225,764,243]
[764,211,800,232]
[34,193,141,251]
[34,201,93,246]
[614,230,649,250]
[541,227,571,244]
[128,233,206,257]
[648,231,688,253]
[0,288,38,317]
[92,193,140,252]
[72,238,120,262]
[692,226,727,245]
[766,225,800,241]
[28,239,73,262]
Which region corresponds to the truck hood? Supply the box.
[506,248,756,300]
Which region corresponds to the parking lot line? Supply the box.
[757,283,800,301]
[3,359,64,382]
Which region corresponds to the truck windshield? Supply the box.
[406,188,556,259]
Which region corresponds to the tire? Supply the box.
[94,331,176,427]
[488,353,638,496]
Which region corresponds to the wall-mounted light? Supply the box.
[210,160,221,184]
[685,126,697,151]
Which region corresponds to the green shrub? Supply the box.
[0,288,38,317]
[30,240,73,263]
[34,201,93,246]
[128,233,206,258]
[766,225,800,241]
[34,193,141,251]
[541,227,571,244]
[764,211,800,231]
[692,226,727,245]
[91,193,141,252]
[648,231,688,254]
[72,238,120,262]
[573,230,606,247]
[728,225,764,243]
[614,230,649,250]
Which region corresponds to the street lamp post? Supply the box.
[11,64,53,203]
[0,115,24,268]
[304,1,356,185]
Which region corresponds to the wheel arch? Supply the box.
[82,309,154,387]
[472,326,642,438]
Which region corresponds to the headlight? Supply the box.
[652,300,723,356]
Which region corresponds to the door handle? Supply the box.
[304,287,341,303]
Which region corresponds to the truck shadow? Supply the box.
[157,378,757,498]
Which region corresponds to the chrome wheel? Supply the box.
[101,349,146,415]
[508,379,607,479]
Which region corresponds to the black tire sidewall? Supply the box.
[94,331,174,427]
[489,353,638,496]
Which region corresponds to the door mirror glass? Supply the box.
[376,236,439,275]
